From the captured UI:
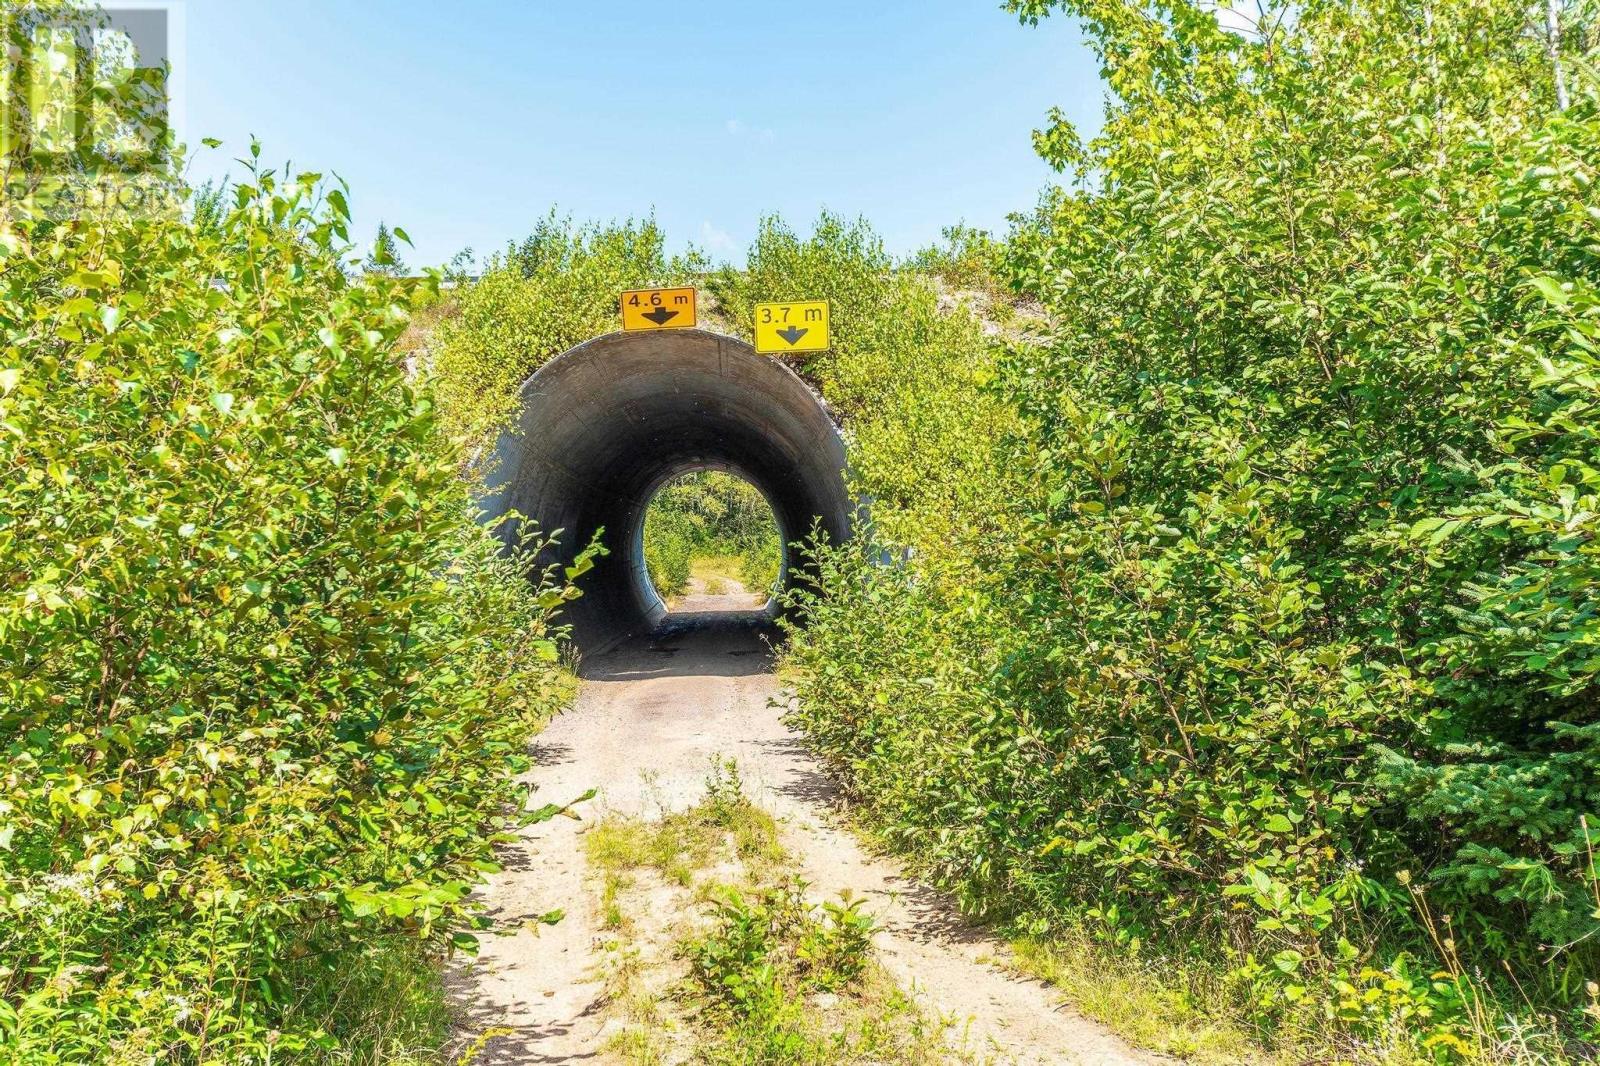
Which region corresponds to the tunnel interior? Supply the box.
[481,329,853,657]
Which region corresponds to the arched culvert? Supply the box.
[481,329,853,657]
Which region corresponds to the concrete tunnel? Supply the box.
[480,328,855,657]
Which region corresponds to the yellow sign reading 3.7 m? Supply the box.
[754,300,830,354]
[621,287,697,331]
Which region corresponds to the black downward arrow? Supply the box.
[643,307,679,325]
[776,326,809,346]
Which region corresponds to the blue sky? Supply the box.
[179,1,1106,269]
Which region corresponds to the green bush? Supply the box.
[904,223,1007,297]
[687,881,878,1059]
[710,214,1013,553]
[645,520,695,601]
[0,153,588,1060]
[431,212,703,447]
[709,213,895,357]
[782,0,1600,1053]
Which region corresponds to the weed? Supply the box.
[688,881,875,1008]
[584,762,964,1063]
[271,932,454,1066]
[585,768,784,891]
[1008,934,1270,1065]
[684,880,959,1064]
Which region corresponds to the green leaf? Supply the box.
[1528,275,1571,308]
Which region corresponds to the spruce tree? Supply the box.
[364,221,409,276]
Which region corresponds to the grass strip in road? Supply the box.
[584,759,972,1065]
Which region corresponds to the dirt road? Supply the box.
[447,616,1153,1065]
[668,571,770,614]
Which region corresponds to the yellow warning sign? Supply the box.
[754,301,830,354]
[621,287,697,331]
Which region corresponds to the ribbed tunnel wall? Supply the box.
[481,329,853,656]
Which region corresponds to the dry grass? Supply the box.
[1007,934,1272,1065]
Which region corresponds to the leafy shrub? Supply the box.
[645,521,695,600]
[711,215,1013,553]
[1004,0,1600,1035]
[782,0,1600,1053]
[687,881,877,1058]
[904,224,1006,297]
[707,213,897,377]
[430,212,703,447]
[0,153,586,1060]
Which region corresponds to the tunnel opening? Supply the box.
[481,328,853,662]
[640,469,785,618]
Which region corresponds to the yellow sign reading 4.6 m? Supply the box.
[621,287,697,331]
[754,301,830,354]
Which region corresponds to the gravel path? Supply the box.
[447,617,1154,1065]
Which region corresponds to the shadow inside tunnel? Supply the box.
[575,612,782,682]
